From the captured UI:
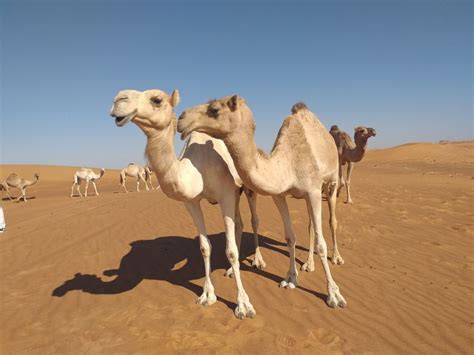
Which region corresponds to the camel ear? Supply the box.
[227,95,240,112]
[170,90,180,107]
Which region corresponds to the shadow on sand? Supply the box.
[52,232,327,307]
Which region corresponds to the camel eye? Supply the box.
[208,107,219,118]
[151,97,162,105]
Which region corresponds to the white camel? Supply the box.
[119,163,157,192]
[70,168,105,197]
[178,96,346,308]
[110,89,265,319]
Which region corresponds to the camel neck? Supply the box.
[145,122,181,193]
[224,129,290,196]
[346,138,368,162]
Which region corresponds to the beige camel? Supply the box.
[70,168,105,197]
[329,125,376,204]
[119,163,157,192]
[178,97,346,308]
[1,173,39,202]
[110,89,265,319]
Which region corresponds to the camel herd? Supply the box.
[1,88,376,319]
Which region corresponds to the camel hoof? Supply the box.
[345,200,353,205]
[301,262,315,272]
[234,303,256,319]
[331,255,345,265]
[327,290,347,309]
[279,279,297,289]
[252,257,266,270]
[196,293,217,306]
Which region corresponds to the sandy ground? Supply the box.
[0,141,473,354]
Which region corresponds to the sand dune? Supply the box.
[0,141,473,353]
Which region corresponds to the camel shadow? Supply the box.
[52,232,326,308]
[1,196,36,202]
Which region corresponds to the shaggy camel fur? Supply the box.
[178,97,347,308]
[1,173,39,202]
[329,125,376,204]
[110,89,265,319]
[70,168,105,197]
[119,163,157,192]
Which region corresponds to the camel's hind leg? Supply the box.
[327,181,344,265]
[301,207,315,272]
[70,182,76,198]
[120,173,128,193]
[244,187,266,269]
[345,162,354,204]
[76,183,83,197]
[273,195,298,289]
[185,201,217,307]
[307,189,346,308]
[219,194,255,319]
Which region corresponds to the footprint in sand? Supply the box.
[309,328,346,347]
[276,334,297,348]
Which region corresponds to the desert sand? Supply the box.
[0,141,473,354]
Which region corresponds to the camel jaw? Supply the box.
[115,111,136,127]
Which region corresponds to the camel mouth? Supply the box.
[177,119,193,140]
[115,111,136,127]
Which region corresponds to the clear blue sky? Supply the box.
[1,0,472,168]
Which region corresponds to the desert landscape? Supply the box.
[0,141,472,354]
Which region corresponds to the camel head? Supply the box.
[354,126,376,143]
[110,89,180,136]
[177,95,255,140]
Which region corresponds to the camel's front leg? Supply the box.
[84,180,90,197]
[70,183,76,198]
[220,195,256,319]
[140,174,150,191]
[337,162,345,197]
[327,182,344,265]
[224,189,244,277]
[92,181,99,196]
[185,201,216,306]
[307,190,346,308]
[272,195,298,289]
[244,187,266,269]
[136,177,140,192]
[345,162,354,204]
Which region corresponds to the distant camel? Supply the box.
[1,173,39,202]
[329,125,376,204]
[70,168,105,197]
[119,163,156,193]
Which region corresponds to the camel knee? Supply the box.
[200,245,211,258]
[316,242,328,258]
[226,246,239,264]
[251,215,259,230]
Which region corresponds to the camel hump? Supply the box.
[291,102,308,114]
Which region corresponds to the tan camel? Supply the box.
[110,89,265,319]
[329,125,376,204]
[70,168,105,197]
[1,173,39,202]
[119,163,156,192]
[178,97,346,308]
